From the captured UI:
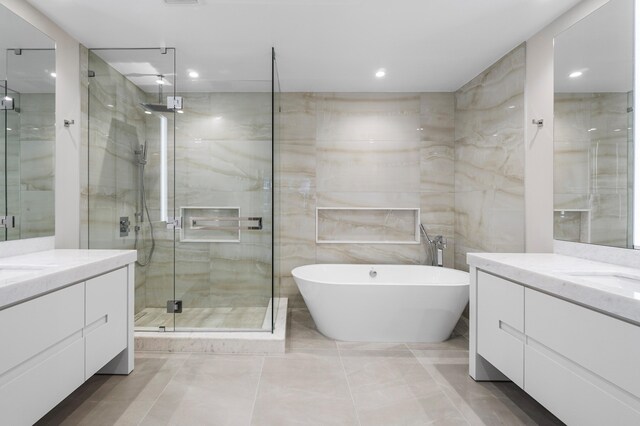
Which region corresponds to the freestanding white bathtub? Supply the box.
[292,264,469,343]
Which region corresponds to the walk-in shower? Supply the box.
[83,47,281,333]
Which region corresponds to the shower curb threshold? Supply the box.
[134,298,287,354]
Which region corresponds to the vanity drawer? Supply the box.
[85,267,128,378]
[525,288,640,399]
[0,283,84,376]
[477,271,524,387]
[525,344,640,426]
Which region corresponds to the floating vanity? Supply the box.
[0,248,136,426]
[468,253,640,425]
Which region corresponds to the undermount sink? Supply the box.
[563,271,640,292]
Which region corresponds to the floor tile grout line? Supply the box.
[338,347,363,426]
[135,353,192,426]
[248,355,266,425]
[409,348,472,426]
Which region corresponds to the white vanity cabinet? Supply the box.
[476,271,524,387]
[471,265,640,426]
[0,264,134,426]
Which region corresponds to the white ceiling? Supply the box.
[555,0,633,93]
[26,0,584,92]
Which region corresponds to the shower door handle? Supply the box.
[190,216,263,231]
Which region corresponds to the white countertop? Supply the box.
[0,249,137,310]
[467,253,640,325]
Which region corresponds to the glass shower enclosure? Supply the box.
[84,47,280,332]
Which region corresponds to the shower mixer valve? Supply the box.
[119,216,131,237]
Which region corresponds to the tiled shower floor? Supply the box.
[135,306,269,330]
[40,308,564,425]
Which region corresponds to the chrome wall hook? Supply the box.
[64,119,75,127]
[532,119,544,128]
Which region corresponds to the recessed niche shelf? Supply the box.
[553,208,592,243]
[316,207,420,244]
[180,206,241,243]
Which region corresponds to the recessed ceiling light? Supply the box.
[614,128,621,132]
[188,71,199,78]
[156,79,165,85]
[6,128,11,131]
[507,105,516,109]
[144,111,152,115]
[588,128,597,132]
[107,104,114,108]
[375,69,386,78]
[50,72,56,78]
[177,110,184,114]
[569,71,583,78]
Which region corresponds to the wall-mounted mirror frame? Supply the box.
[0,4,55,241]
[553,0,637,250]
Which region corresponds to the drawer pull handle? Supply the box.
[84,314,108,335]
[499,320,525,342]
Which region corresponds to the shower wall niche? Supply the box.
[82,47,279,332]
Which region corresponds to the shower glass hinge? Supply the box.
[0,216,16,228]
[166,216,182,229]
[167,96,183,110]
[167,300,182,313]
[0,97,14,110]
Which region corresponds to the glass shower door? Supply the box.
[173,61,274,331]
[86,48,177,331]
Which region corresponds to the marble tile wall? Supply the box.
[278,92,456,305]
[554,92,630,247]
[82,49,529,315]
[453,44,526,272]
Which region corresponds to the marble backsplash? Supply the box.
[453,44,526,271]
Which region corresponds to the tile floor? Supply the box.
[38,308,563,425]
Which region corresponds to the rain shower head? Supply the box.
[140,102,175,113]
[140,75,176,113]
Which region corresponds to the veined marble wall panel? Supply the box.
[276,92,456,306]
[454,44,526,271]
[317,209,417,243]
[177,92,271,142]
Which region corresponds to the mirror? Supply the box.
[0,5,55,241]
[553,0,636,249]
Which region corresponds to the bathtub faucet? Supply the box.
[419,224,447,267]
